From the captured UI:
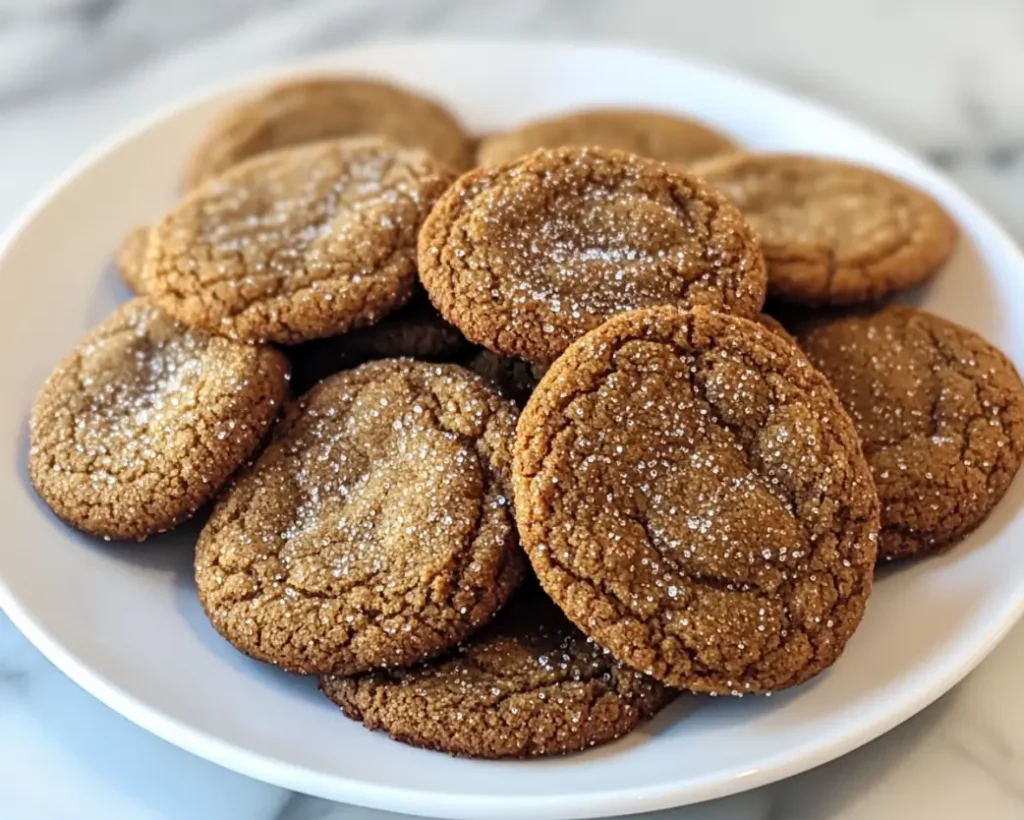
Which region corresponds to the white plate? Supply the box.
[1,40,1023,820]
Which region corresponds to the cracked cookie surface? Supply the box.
[184,77,473,188]
[144,137,454,344]
[419,146,766,365]
[513,306,879,693]
[320,581,675,758]
[797,306,1024,560]
[195,359,525,675]
[477,108,737,168]
[692,154,958,306]
[29,298,289,541]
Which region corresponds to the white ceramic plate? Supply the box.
[2,40,1023,820]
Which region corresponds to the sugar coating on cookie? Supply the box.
[116,225,150,292]
[29,298,289,541]
[184,77,473,188]
[195,359,525,675]
[321,583,675,758]
[287,293,471,394]
[693,154,958,305]
[797,306,1024,560]
[514,306,879,693]
[419,146,767,365]
[144,137,454,344]
[477,108,737,168]
[756,313,798,346]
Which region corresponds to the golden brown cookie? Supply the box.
[514,306,879,693]
[419,146,767,365]
[184,77,472,188]
[29,298,289,541]
[195,359,525,675]
[116,225,149,292]
[796,306,1024,560]
[693,154,958,306]
[321,582,675,758]
[286,293,471,394]
[144,137,454,344]
[477,109,736,168]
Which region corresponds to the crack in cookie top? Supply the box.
[797,306,1024,560]
[321,582,675,758]
[692,154,959,306]
[144,136,454,344]
[418,146,767,365]
[195,359,525,676]
[184,77,474,188]
[513,306,880,694]
[477,108,738,168]
[28,298,289,541]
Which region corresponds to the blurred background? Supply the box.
[0,0,1021,240]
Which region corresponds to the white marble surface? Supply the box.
[2,1,1024,818]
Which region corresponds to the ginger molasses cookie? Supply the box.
[29,299,289,542]
[514,306,879,693]
[195,359,525,675]
[797,306,1024,561]
[477,109,736,168]
[321,582,675,758]
[145,137,454,344]
[693,154,958,306]
[419,146,767,365]
[287,293,471,394]
[184,77,473,188]
[116,225,149,292]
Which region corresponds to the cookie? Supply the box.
[195,359,525,675]
[796,306,1024,560]
[287,293,471,394]
[144,137,454,344]
[184,77,473,188]
[514,306,879,693]
[321,582,675,758]
[467,350,545,405]
[29,298,289,541]
[419,146,767,365]
[692,154,958,305]
[116,225,149,292]
[477,109,736,168]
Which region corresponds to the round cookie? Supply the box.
[513,306,880,693]
[145,137,454,344]
[796,306,1024,560]
[29,298,289,541]
[195,359,525,675]
[184,77,473,188]
[692,153,958,306]
[287,294,471,394]
[116,225,149,292]
[321,582,675,758]
[477,109,736,168]
[419,146,767,365]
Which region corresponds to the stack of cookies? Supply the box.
[28,75,1024,759]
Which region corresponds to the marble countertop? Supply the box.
[3,1,1024,818]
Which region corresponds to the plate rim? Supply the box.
[3,37,1024,820]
